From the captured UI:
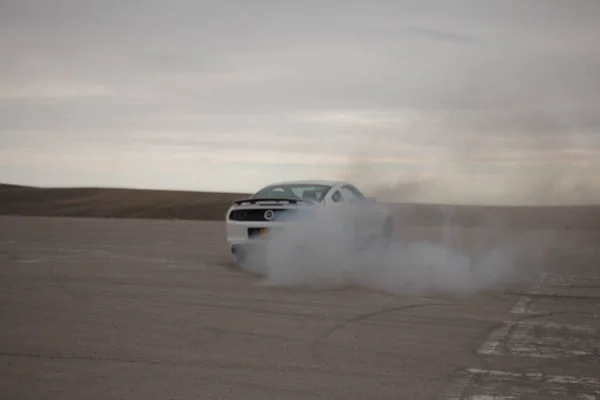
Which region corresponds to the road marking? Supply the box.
[510,295,600,319]
[510,273,600,315]
[477,320,599,360]
[478,321,514,356]
[539,274,600,286]
[444,272,600,399]
[509,296,534,315]
[509,272,550,315]
[438,368,600,399]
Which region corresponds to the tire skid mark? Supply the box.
[0,244,20,263]
[47,266,91,303]
[310,302,456,362]
[0,252,17,263]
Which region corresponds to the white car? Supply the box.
[225,180,393,264]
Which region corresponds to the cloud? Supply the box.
[0,1,599,203]
[0,81,115,100]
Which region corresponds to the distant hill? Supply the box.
[1,183,599,229]
[0,183,35,190]
[0,184,248,221]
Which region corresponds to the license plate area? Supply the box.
[248,227,269,238]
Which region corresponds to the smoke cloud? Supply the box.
[238,206,554,295]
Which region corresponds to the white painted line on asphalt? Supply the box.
[439,368,600,400]
[477,320,599,360]
[477,322,514,356]
[508,271,600,315]
[440,369,473,400]
[467,368,600,386]
[541,273,600,286]
[509,296,533,315]
[446,271,600,399]
[508,272,551,315]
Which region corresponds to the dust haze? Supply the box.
[344,85,600,207]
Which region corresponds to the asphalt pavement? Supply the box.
[1,216,599,399]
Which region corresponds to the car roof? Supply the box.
[260,179,349,187]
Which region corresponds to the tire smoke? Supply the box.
[239,205,554,296]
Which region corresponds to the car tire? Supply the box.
[231,245,247,266]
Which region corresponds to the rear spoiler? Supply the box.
[232,197,316,206]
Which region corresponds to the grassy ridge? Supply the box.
[1,183,600,229]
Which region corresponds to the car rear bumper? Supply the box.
[225,220,277,260]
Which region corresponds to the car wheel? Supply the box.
[380,218,393,248]
[231,245,247,265]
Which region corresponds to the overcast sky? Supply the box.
[1,0,599,204]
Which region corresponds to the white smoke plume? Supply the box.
[238,205,554,296]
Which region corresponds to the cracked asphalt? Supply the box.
[1,216,599,399]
